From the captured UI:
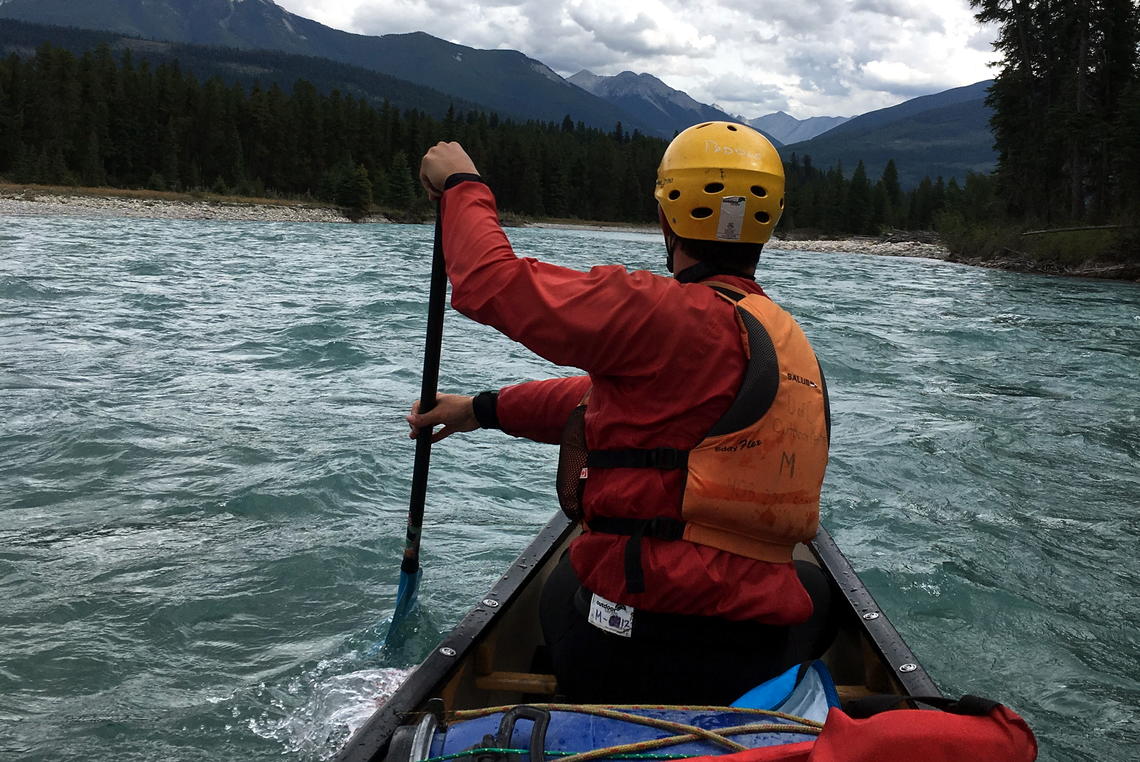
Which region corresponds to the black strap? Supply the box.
[587,448,688,469]
[676,261,756,284]
[711,286,746,302]
[588,517,688,595]
[472,391,500,429]
[588,516,688,540]
[443,172,486,190]
[844,694,1002,720]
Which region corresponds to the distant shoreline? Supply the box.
[0,184,354,224]
[3,185,1135,281]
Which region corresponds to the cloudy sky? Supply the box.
[274,0,997,119]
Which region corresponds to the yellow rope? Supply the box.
[555,723,822,762]
[451,703,824,729]
[446,703,823,759]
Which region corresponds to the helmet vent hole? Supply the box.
[755,212,771,223]
[704,182,724,194]
[668,190,681,200]
[727,125,738,131]
[779,197,785,208]
[751,185,767,197]
[691,207,714,219]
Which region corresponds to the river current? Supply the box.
[1,214,1137,761]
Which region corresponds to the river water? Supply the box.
[0,213,1137,761]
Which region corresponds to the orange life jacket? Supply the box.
[558,284,830,593]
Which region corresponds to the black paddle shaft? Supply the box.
[402,210,447,576]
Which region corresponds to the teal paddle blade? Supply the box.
[389,566,422,635]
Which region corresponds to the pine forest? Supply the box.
[1,42,981,233]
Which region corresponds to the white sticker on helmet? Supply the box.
[716,196,746,240]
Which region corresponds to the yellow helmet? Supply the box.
[654,121,784,244]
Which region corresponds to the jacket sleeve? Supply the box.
[497,376,591,444]
[439,179,688,377]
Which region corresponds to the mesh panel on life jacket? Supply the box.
[556,404,589,521]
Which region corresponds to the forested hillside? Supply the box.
[972,0,1138,223]
[0,41,973,232]
[0,0,653,135]
[0,42,663,220]
[940,0,1140,267]
[0,19,483,119]
[781,81,996,189]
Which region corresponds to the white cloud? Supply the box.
[273,0,997,118]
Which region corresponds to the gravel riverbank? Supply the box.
[0,188,356,223]
[4,189,1133,280]
[769,236,950,260]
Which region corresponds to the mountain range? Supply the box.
[781,81,996,188]
[0,18,487,118]
[0,0,652,134]
[748,112,850,145]
[0,0,996,186]
[568,70,752,141]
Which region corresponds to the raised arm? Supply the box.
[420,142,688,378]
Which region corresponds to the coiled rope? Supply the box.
[430,703,822,762]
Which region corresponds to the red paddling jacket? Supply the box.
[440,177,829,624]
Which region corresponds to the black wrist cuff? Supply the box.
[444,173,485,190]
[472,391,500,429]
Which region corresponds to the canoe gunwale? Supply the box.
[809,525,940,697]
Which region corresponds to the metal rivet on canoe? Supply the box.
[862,612,880,620]
[482,598,500,608]
[899,663,918,673]
[439,647,457,657]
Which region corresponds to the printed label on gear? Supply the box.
[716,196,746,240]
[587,593,634,638]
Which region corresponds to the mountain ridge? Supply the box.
[782,80,996,188]
[0,1,999,186]
[748,111,850,144]
[0,0,655,134]
[0,18,486,119]
[570,69,783,144]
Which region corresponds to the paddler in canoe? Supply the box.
[409,121,838,705]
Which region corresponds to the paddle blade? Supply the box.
[388,566,422,635]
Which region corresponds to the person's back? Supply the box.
[412,122,836,703]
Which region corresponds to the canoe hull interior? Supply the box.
[336,513,937,762]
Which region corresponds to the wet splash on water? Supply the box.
[246,664,414,758]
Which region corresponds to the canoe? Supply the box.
[336,513,938,762]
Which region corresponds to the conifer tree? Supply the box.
[846,160,873,234]
[336,163,373,218]
[880,159,902,224]
[386,150,416,209]
[971,0,1140,222]
[79,130,105,186]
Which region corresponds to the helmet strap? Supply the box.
[675,260,756,284]
[659,206,679,273]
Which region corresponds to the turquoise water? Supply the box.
[1,213,1137,761]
